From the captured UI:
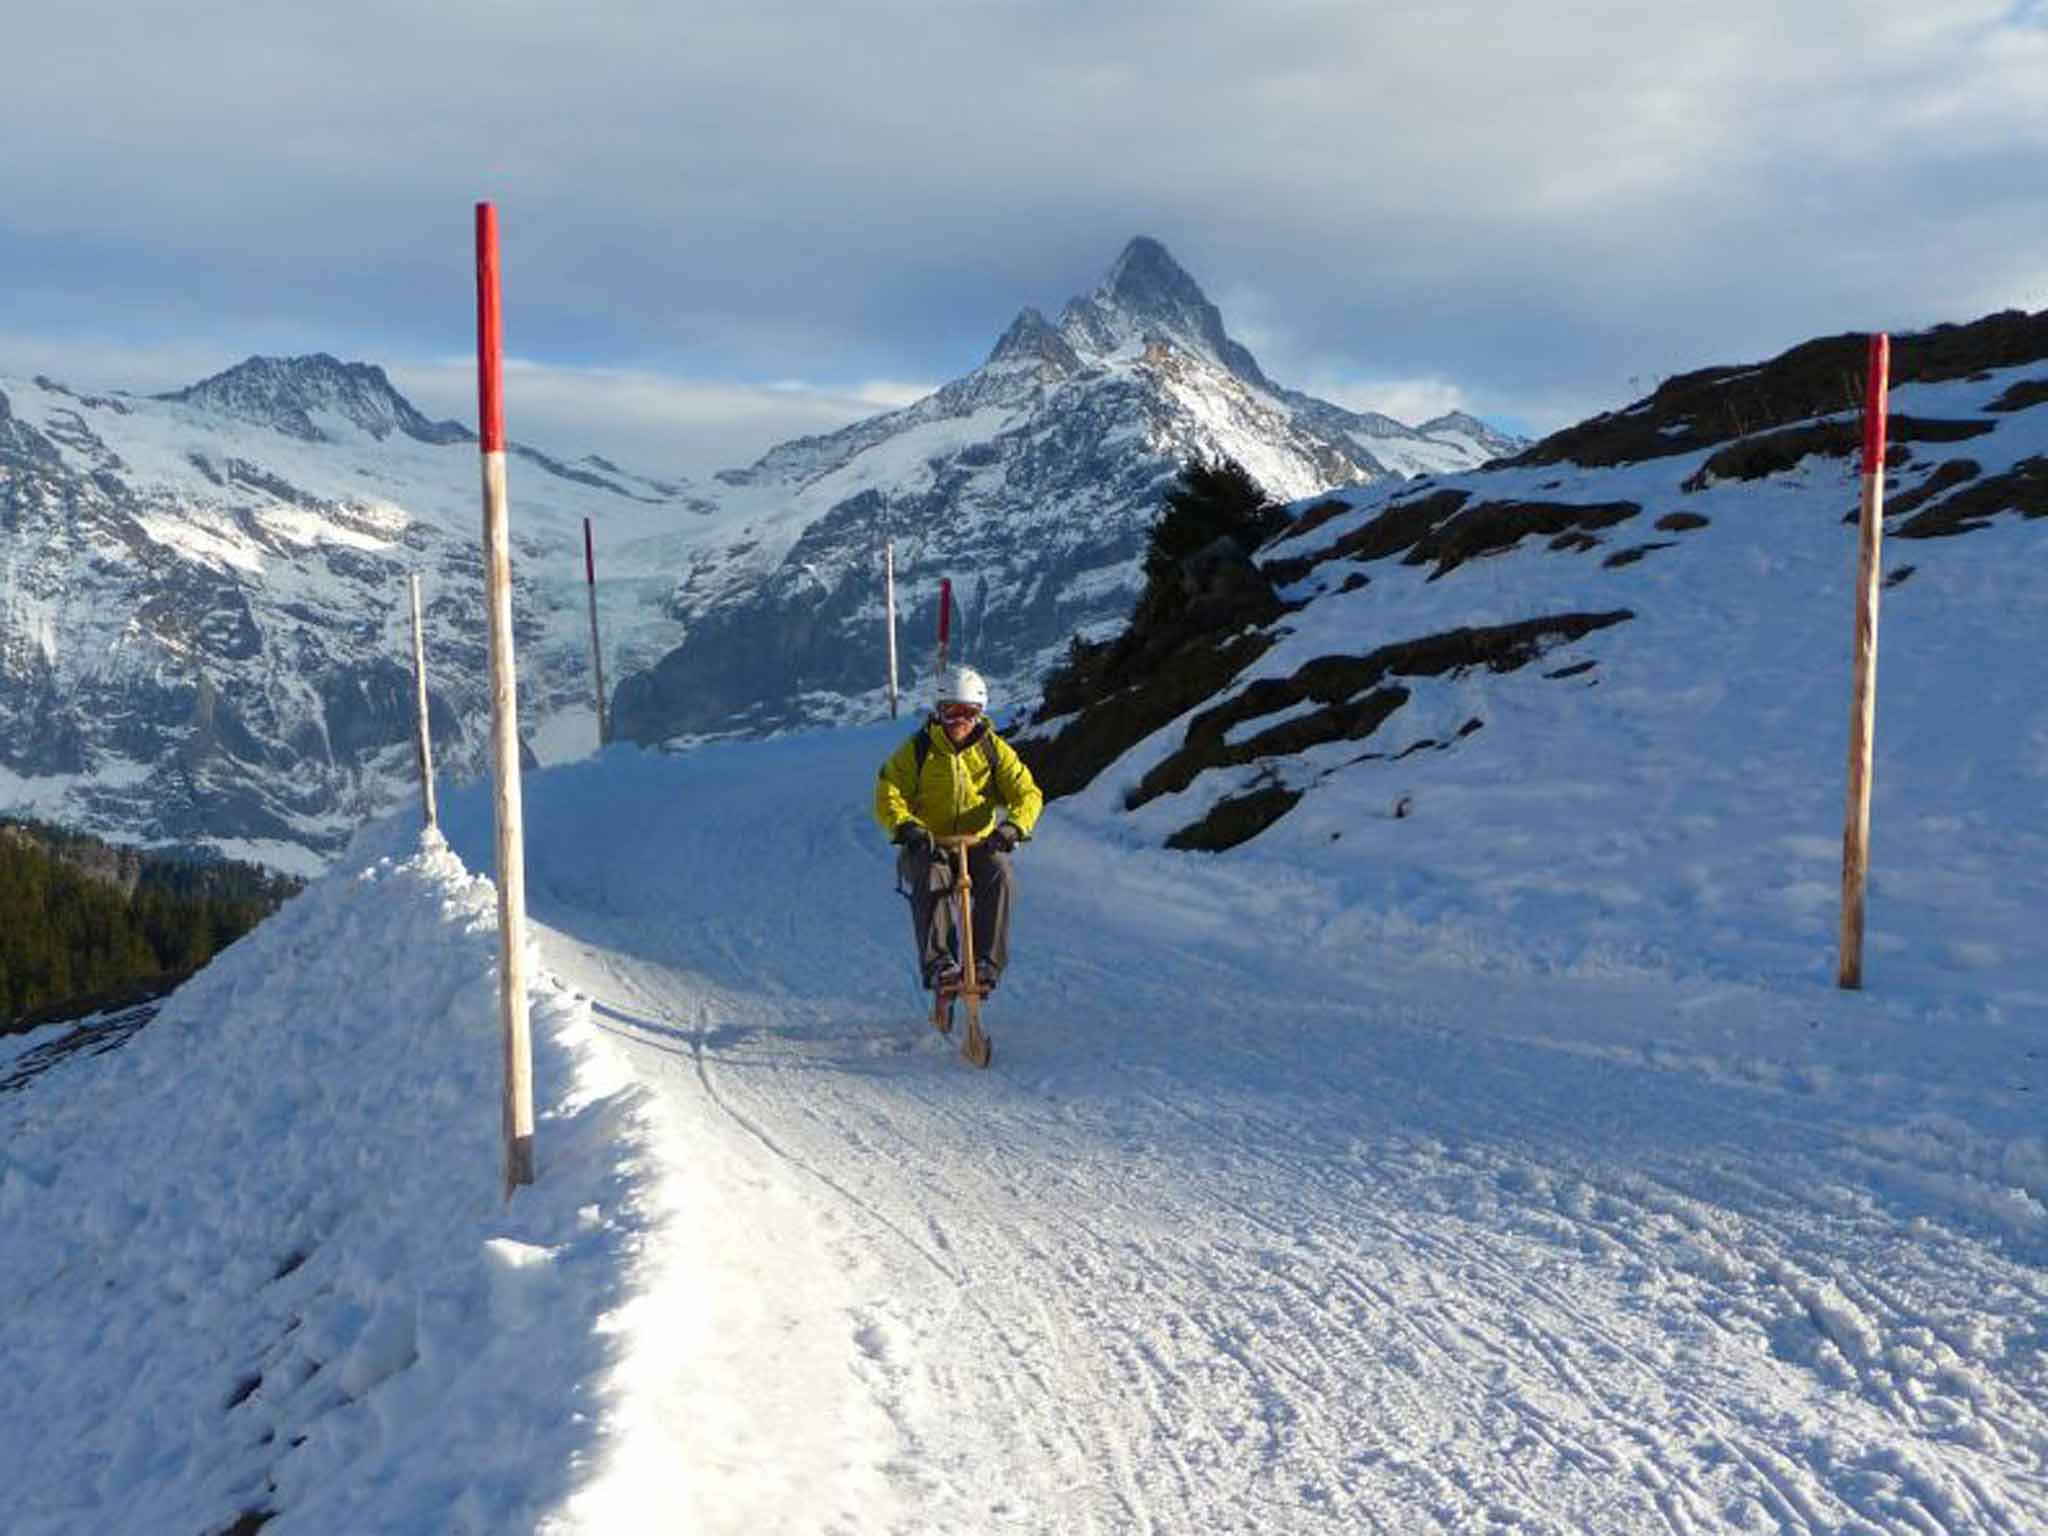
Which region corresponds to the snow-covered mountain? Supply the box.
[0,356,715,873]
[609,237,1518,743]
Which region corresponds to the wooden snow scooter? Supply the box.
[929,833,994,1069]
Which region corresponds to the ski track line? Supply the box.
[1017,1119,1668,1533]
[821,1059,1389,1530]
[1347,1168,1848,1535]
[576,943,1189,1533]
[863,1044,1201,1534]
[916,1146,1237,1533]
[1104,1179,1543,1527]
[1136,1077,2042,1536]
[1172,1030,2032,1536]
[1129,1089,1711,1531]
[1211,1035,2048,1533]
[582,946,968,1290]
[1359,1169,2042,1536]
[1008,1137,1477,1528]
[1006,1222,1152,1529]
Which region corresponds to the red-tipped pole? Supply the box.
[1860,335,1890,478]
[1838,332,1889,990]
[476,205,505,455]
[476,202,534,1190]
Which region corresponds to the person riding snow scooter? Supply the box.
[873,664,1044,998]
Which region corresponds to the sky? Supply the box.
[3,0,2044,476]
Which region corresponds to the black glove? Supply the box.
[990,822,1024,854]
[894,822,933,855]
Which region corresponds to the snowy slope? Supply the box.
[6,669,2044,1534]
[1024,313,2048,981]
[0,825,677,1534]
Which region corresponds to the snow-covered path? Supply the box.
[430,729,2048,1536]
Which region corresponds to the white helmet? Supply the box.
[935,663,989,712]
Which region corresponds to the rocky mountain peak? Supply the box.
[1101,236,1209,322]
[159,353,470,446]
[1415,409,1493,437]
[1416,409,1530,459]
[1060,236,1270,389]
[985,307,1084,376]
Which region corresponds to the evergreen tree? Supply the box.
[1039,456,1287,719]
[1138,457,1288,596]
[0,822,299,1027]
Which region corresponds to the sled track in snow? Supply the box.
[500,722,2048,1536]
[551,926,2048,1534]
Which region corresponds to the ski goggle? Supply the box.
[936,700,982,722]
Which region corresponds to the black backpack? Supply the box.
[910,724,1000,778]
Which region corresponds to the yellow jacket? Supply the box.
[874,719,1044,842]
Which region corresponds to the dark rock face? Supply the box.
[1262,489,1644,585]
[1988,379,2048,413]
[611,441,1161,741]
[1022,628,1281,803]
[1681,415,1995,491]
[1124,612,1634,815]
[1177,535,1281,631]
[1510,309,2048,472]
[988,309,1084,374]
[317,658,428,760]
[1165,783,1304,852]
[1655,512,1711,532]
[1896,456,2048,538]
[158,354,473,446]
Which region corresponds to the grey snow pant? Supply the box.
[899,841,1013,986]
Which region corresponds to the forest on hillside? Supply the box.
[0,822,300,1026]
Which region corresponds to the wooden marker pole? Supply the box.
[936,577,952,683]
[476,201,535,1191]
[408,572,437,831]
[884,541,900,718]
[1838,332,1889,990]
[583,517,608,748]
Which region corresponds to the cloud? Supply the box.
[388,360,936,477]
[0,0,2042,448]
[1295,372,1471,430]
[0,333,240,397]
[0,335,922,480]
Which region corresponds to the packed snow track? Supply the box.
[440,729,2047,1536]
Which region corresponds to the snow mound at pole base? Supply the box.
[0,826,671,1536]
